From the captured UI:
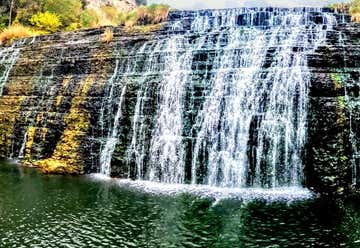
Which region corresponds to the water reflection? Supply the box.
[0,162,359,247]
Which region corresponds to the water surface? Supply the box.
[0,161,359,247]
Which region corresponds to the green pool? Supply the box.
[0,161,359,247]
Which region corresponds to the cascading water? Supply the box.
[348,94,360,186]
[187,9,337,188]
[339,31,359,186]
[0,41,22,96]
[101,8,339,189]
[345,73,360,187]
[99,57,129,176]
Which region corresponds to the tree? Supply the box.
[8,0,14,26]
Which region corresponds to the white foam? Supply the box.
[88,174,314,203]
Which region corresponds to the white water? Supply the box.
[189,9,336,187]
[100,8,339,189]
[346,75,360,186]
[18,131,28,159]
[339,31,359,186]
[126,42,167,179]
[0,42,22,96]
[90,173,314,202]
[100,86,127,176]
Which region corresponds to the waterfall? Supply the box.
[0,41,22,96]
[100,8,338,188]
[349,100,360,186]
[346,71,360,187]
[126,42,168,179]
[18,131,28,159]
[100,85,127,176]
[340,31,359,186]
[188,9,336,187]
[98,42,164,176]
[99,57,128,176]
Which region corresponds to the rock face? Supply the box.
[306,23,360,194]
[0,27,157,174]
[0,8,358,194]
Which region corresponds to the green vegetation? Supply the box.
[0,1,170,45]
[43,0,82,27]
[30,11,61,32]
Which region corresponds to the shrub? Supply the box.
[65,22,80,31]
[100,27,113,43]
[148,4,169,24]
[80,9,100,28]
[124,10,140,27]
[43,0,83,27]
[0,24,35,45]
[30,12,61,32]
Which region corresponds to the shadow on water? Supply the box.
[0,161,359,247]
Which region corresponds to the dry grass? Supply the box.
[0,24,36,45]
[150,4,169,24]
[100,27,113,43]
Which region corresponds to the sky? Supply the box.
[147,0,350,9]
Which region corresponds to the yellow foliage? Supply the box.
[30,11,61,32]
[0,24,36,45]
[65,23,81,32]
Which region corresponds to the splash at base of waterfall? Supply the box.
[89,173,314,202]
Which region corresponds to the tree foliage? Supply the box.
[30,11,61,32]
